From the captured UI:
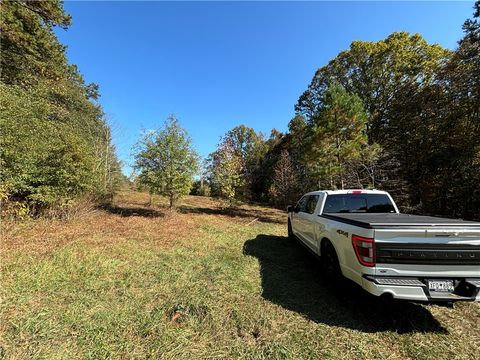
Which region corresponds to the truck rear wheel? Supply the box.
[321,240,342,283]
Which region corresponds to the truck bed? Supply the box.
[321,213,480,229]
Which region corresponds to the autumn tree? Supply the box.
[296,32,450,144]
[269,149,300,207]
[295,33,450,199]
[207,137,244,205]
[224,125,268,200]
[251,129,297,202]
[134,116,199,208]
[207,125,267,202]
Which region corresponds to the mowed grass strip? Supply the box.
[1,191,479,359]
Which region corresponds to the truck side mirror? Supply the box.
[287,205,294,213]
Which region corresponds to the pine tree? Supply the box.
[306,84,379,189]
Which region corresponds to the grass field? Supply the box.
[1,190,479,359]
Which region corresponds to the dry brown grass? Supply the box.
[1,190,286,266]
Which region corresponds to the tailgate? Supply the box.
[374,228,480,266]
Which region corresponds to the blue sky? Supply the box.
[56,1,475,175]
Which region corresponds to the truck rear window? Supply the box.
[323,194,396,213]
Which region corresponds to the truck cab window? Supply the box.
[323,194,395,213]
[306,195,320,214]
[295,196,308,213]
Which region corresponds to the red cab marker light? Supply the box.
[349,190,364,194]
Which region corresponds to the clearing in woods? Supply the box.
[1,190,479,359]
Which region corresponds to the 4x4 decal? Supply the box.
[337,229,349,238]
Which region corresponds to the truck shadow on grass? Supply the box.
[177,205,285,224]
[243,234,448,334]
[101,204,165,218]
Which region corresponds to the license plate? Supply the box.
[428,279,454,293]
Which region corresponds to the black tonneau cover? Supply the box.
[321,213,480,229]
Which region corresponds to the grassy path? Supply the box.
[1,191,479,359]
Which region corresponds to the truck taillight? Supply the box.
[352,234,375,267]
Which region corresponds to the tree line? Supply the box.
[133,2,479,220]
[2,1,478,221]
[1,1,122,217]
[203,2,480,220]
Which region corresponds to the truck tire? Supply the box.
[321,240,342,284]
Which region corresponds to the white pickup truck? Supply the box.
[287,190,480,303]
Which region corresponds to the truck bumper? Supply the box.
[362,276,480,303]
